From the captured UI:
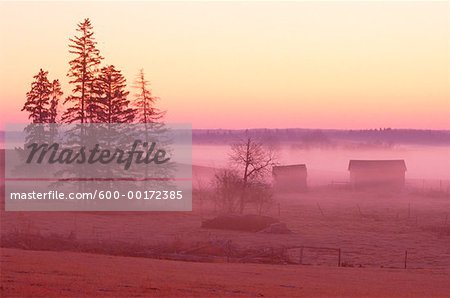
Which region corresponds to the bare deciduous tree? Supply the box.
[229,136,277,213]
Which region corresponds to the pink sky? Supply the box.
[0,1,449,130]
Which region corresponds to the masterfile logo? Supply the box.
[25,139,171,170]
[4,123,192,211]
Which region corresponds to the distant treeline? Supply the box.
[192,128,450,146]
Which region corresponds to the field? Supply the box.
[1,146,450,296]
[2,248,450,297]
[1,180,450,296]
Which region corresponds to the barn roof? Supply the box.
[348,160,407,171]
[273,164,307,174]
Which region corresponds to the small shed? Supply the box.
[272,164,307,192]
[348,160,407,189]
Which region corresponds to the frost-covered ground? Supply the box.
[2,248,450,297]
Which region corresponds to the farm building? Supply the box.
[348,160,407,189]
[272,164,307,192]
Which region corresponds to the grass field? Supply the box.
[1,159,450,296]
[2,248,450,297]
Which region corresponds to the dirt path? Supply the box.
[2,248,450,297]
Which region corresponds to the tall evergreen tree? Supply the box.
[22,69,61,146]
[97,65,136,123]
[49,79,63,123]
[62,18,103,124]
[22,69,52,123]
[85,69,103,122]
[132,69,172,192]
[133,69,164,124]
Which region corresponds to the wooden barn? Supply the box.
[348,160,407,189]
[272,164,307,192]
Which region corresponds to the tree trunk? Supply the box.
[239,138,251,213]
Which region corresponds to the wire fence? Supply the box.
[406,179,450,195]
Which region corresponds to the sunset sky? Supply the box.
[0,1,449,130]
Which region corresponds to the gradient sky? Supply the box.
[0,1,449,129]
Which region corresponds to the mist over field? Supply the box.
[3,128,449,181]
[192,129,450,183]
[194,144,450,180]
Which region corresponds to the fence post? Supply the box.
[271,247,274,263]
[338,248,341,267]
[357,204,363,217]
[299,246,303,265]
[226,240,232,263]
[404,250,408,269]
[317,203,325,217]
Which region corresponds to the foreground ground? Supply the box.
[2,188,449,269]
[2,248,450,297]
[1,164,449,296]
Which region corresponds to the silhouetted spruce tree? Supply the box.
[19,69,61,175]
[132,69,173,193]
[58,18,103,195]
[98,65,136,123]
[62,18,103,124]
[85,69,103,122]
[133,69,164,124]
[22,69,52,124]
[48,79,63,142]
[49,79,63,123]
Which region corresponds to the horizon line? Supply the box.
[1,127,450,132]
